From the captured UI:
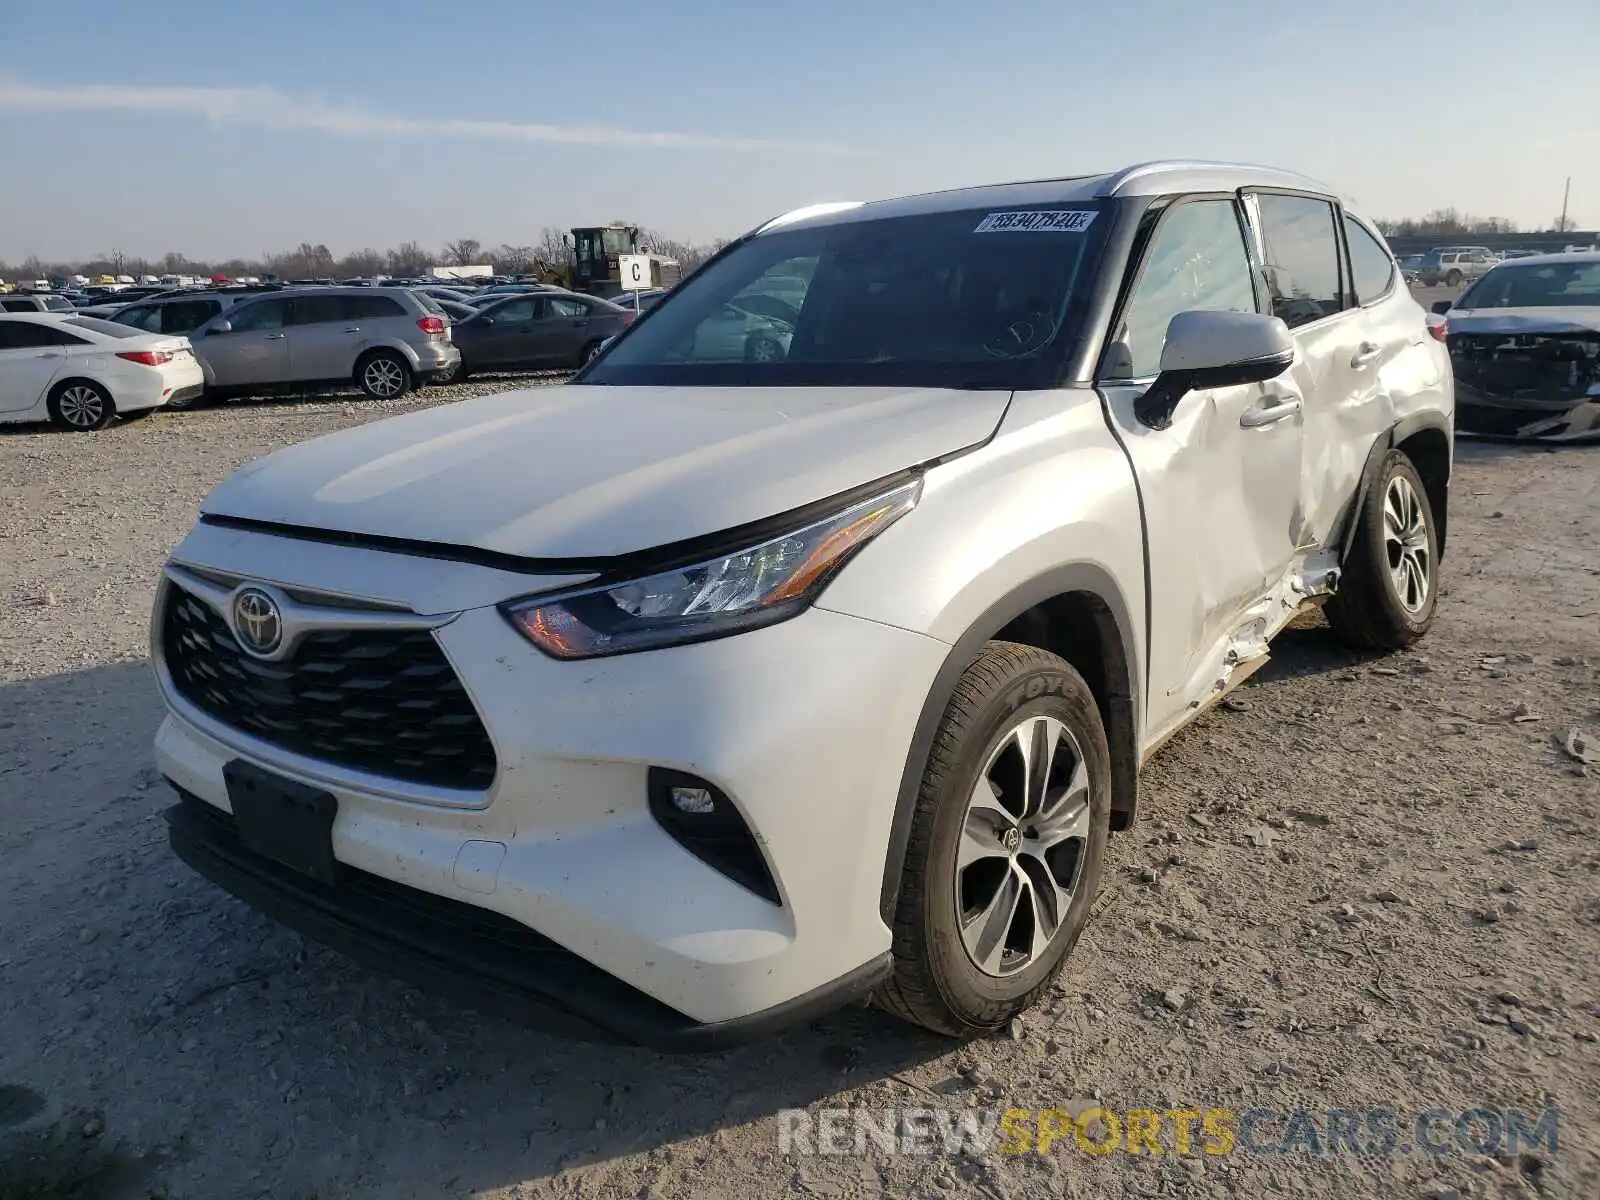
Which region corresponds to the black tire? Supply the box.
[1326,449,1439,650]
[355,351,412,400]
[46,380,115,432]
[1445,269,1463,287]
[877,642,1112,1037]
[579,340,605,366]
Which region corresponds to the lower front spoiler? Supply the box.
[165,791,891,1051]
[1456,395,1600,444]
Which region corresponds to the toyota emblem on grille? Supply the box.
[231,588,283,657]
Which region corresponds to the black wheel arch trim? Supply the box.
[1337,410,1452,565]
[879,562,1142,924]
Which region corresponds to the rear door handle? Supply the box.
[1350,342,1381,369]
[343,326,361,333]
[1239,395,1302,428]
[264,333,287,340]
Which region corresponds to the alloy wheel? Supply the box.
[363,358,405,398]
[57,386,105,428]
[956,714,1092,977]
[1383,474,1431,613]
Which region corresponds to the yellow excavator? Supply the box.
[531,225,682,296]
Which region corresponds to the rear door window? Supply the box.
[547,297,588,318]
[293,295,353,326]
[226,298,291,332]
[116,304,163,332]
[1,299,36,313]
[160,300,221,333]
[1253,194,1347,327]
[491,298,539,323]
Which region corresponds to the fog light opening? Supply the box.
[646,768,781,906]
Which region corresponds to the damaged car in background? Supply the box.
[1434,252,1600,443]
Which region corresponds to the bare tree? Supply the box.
[1549,214,1578,233]
[387,241,432,277]
[443,238,483,267]
[534,227,573,268]
[338,247,387,278]
[494,244,536,274]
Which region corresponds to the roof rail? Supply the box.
[1094,161,1221,197]
[757,202,865,234]
[1094,159,1332,198]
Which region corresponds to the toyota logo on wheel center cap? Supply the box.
[231,588,283,657]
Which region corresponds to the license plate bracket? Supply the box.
[224,760,338,884]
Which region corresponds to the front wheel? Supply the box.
[356,351,412,400]
[47,381,115,432]
[1326,449,1439,650]
[877,642,1111,1037]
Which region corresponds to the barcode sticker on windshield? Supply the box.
[973,210,1097,234]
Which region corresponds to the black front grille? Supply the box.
[161,582,497,790]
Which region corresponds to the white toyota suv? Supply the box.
[153,162,1453,1047]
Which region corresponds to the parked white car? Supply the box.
[0,313,204,431]
[153,161,1452,1046]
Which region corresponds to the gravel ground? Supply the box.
[0,369,1596,1200]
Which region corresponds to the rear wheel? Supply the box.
[1327,449,1439,649]
[356,351,411,399]
[877,642,1111,1037]
[580,340,605,366]
[47,380,115,432]
[1445,269,1463,287]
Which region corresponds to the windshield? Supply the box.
[1459,261,1600,309]
[581,203,1105,389]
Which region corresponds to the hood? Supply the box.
[203,384,1009,560]
[1446,306,1600,336]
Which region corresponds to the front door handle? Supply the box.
[264,333,287,340]
[1350,342,1381,369]
[343,326,361,333]
[1239,395,1302,428]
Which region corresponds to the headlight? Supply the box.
[502,478,921,659]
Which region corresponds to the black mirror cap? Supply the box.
[1134,348,1294,431]
[1430,300,1453,314]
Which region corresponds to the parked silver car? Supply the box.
[188,287,459,400]
[0,293,76,314]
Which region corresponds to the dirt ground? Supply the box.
[1,373,1596,1200]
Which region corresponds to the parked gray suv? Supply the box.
[188,288,460,400]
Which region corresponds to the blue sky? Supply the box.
[0,0,1594,262]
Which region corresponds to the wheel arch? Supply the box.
[48,374,117,410]
[879,563,1142,924]
[1339,411,1452,564]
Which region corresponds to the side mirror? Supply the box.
[1134,310,1294,431]
[208,319,232,335]
[1430,300,1453,314]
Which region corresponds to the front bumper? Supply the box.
[1455,385,1600,443]
[152,530,947,1032]
[165,791,890,1048]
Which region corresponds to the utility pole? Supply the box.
[1559,177,1571,233]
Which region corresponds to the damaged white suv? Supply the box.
[153,162,1452,1047]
